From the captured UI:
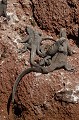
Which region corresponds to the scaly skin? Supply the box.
[41,28,74,73]
[19,26,54,66]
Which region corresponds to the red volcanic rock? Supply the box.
[0,0,79,120]
[31,0,79,37]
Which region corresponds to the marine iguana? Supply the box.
[19,26,54,66]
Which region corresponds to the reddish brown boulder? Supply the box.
[31,0,79,37]
[0,0,79,120]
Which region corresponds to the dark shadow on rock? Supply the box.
[12,102,27,117]
[7,93,27,117]
[68,34,79,47]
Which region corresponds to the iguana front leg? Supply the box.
[39,56,51,66]
[18,43,31,53]
[19,35,29,43]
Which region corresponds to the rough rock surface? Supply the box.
[0,0,79,120]
[31,0,79,38]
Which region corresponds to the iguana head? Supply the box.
[60,28,67,38]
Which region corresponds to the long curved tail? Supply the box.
[12,67,42,103]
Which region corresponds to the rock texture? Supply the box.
[0,0,79,120]
[31,0,79,38]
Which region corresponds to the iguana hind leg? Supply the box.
[42,63,58,74]
[39,56,51,66]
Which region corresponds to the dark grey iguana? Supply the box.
[40,28,74,73]
[39,27,74,67]
[19,26,54,66]
[38,37,66,66]
[37,28,69,66]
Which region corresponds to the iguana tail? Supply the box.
[12,67,42,103]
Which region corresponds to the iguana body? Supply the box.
[39,28,73,67]
[41,28,73,73]
[38,37,66,66]
[20,26,53,66]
